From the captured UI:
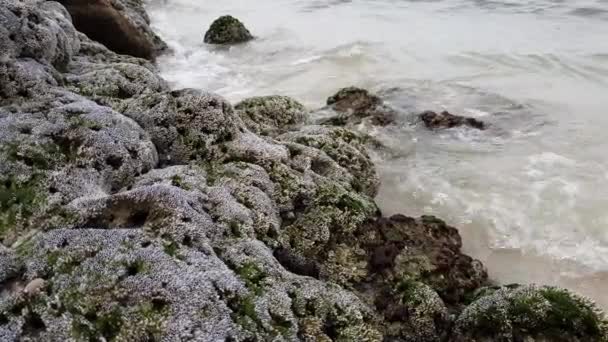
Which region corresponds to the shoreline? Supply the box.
[0,0,606,340]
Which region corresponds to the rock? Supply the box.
[320,87,397,127]
[376,280,449,341]
[204,15,254,45]
[278,125,380,197]
[23,278,45,296]
[454,285,608,341]
[353,214,488,340]
[419,110,486,130]
[120,89,240,165]
[235,95,307,136]
[0,0,80,72]
[57,0,160,60]
[362,215,489,304]
[65,59,169,109]
[0,90,158,244]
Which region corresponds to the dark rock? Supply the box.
[362,214,488,304]
[419,110,485,130]
[57,0,157,59]
[352,214,488,340]
[204,15,253,45]
[273,247,320,278]
[320,87,397,127]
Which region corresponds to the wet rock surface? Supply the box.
[204,15,254,45]
[235,95,307,137]
[320,87,397,127]
[420,110,486,130]
[57,0,166,60]
[0,0,606,341]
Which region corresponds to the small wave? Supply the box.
[569,6,608,18]
[528,152,576,167]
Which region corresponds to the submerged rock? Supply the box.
[320,87,397,127]
[235,95,307,136]
[57,0,164,60]
[204,15,254,45]
[420,110,486,130]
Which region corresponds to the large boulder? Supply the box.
[204,15,254,45]
[57,0,163,60]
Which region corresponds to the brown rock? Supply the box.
[419,110,485,130]
[58,0,155,59]
[321,87,397,126]
[360,214,488,304]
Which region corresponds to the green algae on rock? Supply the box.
[204,15,254,45]
[235,95,307,136]
[454,285,608,341]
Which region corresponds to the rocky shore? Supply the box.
[0,0,606,341]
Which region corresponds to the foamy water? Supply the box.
[146,0,608,308]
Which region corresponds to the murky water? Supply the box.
[146,0,608,308]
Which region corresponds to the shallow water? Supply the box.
[146,0,608,308]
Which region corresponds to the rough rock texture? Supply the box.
[1,0,606,341]
[120,88,239,165]
[235,95,307,137]
[204,15,254,45]
[57,0,166,59]
[354,214,488,341]
[420,110,486,130]
[320,87,397,127]
[454,285,608,341]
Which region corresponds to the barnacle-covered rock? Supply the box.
[454,285,608,341]
[0,0,80,71]
[279,125,380,197]
[120,89,239,165]
[235,95,307,137]
[0,90,157,245]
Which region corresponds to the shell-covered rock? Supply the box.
[120,88,240,165]
[204,15,254,45]
[235,95,307,136]
[454,285,608,341]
